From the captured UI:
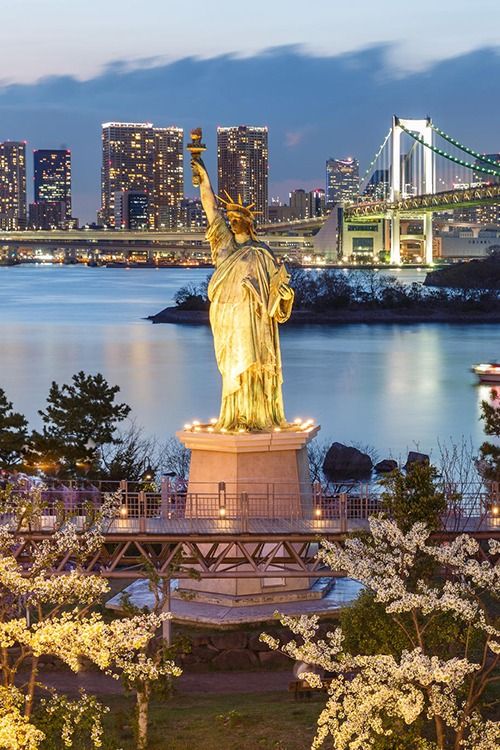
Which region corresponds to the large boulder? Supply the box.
[323,442,373,480]
[404,451,430,470]
[374,459,398,474]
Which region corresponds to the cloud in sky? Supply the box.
[285,130,309,148]
[0,45,499,222]
[0,0,499,83]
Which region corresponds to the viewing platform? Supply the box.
[5,477,499,534]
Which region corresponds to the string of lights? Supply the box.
[399,124,500,179]
[430,124,500,170]
[359,129,391,190]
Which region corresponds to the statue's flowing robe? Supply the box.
[206,215,294,431]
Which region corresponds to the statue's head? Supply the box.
[218,191,260,241]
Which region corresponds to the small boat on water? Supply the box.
[472,362,500,383]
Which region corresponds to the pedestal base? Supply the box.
[176,425,320,605]
[177,426,320,518]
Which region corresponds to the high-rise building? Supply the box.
[177,198,207,229]
[217,126,268,222]
[34,149,72,222]
[475,154,500,226]
[453,154,500,226]
[307,188,325,218]
[101,122,155,228]
[114,191,149,229]
[100,122,184,229]
[153,127,183,229]
[0,141,27,230]
[28,201,66,230]
[326,157,359,209]
[289,189,307,220]
[363,169,389,201]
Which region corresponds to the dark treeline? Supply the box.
[424,251,500,290]
[0,372,190,480]
[173,269,500,313]
[290,269,499,311]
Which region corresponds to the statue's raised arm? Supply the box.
[191,159,219,226]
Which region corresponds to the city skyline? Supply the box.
[0,45,499,222]
[1,112,500,228]
[1,118,351,227]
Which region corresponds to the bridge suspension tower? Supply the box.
[389,116,435,264]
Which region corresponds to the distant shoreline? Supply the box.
[147,306,500,325]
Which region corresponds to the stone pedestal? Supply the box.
[176,424,320,604]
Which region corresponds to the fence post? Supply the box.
[160,476,171,520]
[339,493,347,533]
[138,490,146,533]
[218,482,226,519]
[489,481,500,519]
[119,479,128,507]
[240,492,249,533]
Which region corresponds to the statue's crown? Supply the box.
[216,191,262,222]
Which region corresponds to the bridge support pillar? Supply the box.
[390,213,401,264]
[424,214,433,265]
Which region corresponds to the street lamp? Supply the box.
[141,461,155,484]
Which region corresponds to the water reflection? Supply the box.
[0,265,497,456]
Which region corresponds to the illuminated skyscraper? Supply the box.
[217,126,268,222]
[114,191,149,230]
[0,141,27,230]
[100,122,184,228]
[307,188,326,218]
[34,149,72,221]
[363,169,389,201]
[326,157,359,208]
[153,127,184,228]
[101,122,155,228]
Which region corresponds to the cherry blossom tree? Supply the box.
[262,519,499,750]
[479,389,500,482]
[0,490,181,749]
[119,558,195,750]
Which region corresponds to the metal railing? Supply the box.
[2,477,498,535]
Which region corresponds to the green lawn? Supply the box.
[104,692,322,750]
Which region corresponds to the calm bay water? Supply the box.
[0,264,497,460]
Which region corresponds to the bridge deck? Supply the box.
[13,513,499,537]
[5,484,498,579]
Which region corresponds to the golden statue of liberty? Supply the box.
[189,133,294,433]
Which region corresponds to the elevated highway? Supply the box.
[0,227,315,260]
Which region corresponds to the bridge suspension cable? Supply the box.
[359,128,391,192]
[430,123,500,170]
[399,123,500,180]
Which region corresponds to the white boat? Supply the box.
[472,362,500,383]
